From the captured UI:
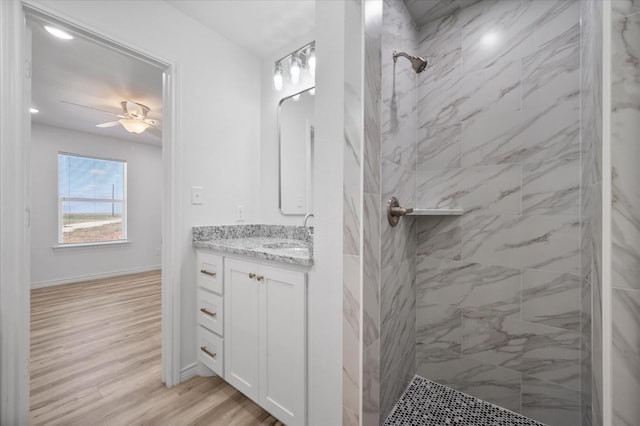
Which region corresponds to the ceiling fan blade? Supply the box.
[96,121,121,128]
[61,100,120,116]
[146,126,162,137]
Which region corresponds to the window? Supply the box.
[58,153,127,245]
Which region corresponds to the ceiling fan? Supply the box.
[61,100,161,136]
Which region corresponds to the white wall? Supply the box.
[25,0,262,380]
[308,2,345,425]
[30,123,162,286]
[260,33,315,225]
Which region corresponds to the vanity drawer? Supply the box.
[197,251,223,295]
[198,290,223,335]
[198,326,224,376]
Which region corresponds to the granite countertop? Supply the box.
[192,225,313,267]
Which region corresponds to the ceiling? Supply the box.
[29,18,163,146]
[404,0,481,26]
[29,1,315,146]
[166,0,315,58]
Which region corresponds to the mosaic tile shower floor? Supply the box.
[383,376,546,426]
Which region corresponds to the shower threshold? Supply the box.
[384,376,546,426]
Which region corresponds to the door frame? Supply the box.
[0,1,182,422]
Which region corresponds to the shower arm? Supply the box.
[392,51,412,63]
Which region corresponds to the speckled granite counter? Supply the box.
[192,225,313,266]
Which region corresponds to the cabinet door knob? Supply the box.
[200,269,216,277]
[200,307,217,318]
[249,273,256,279]
[256,275,264,282]
[200,346,217,358]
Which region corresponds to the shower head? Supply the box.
[393,50,428,73]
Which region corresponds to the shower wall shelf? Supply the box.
[407,208,464,216]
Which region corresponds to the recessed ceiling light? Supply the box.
[44,25,74,40]
[30,107,39,114]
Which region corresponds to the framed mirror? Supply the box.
[278,86,315,215]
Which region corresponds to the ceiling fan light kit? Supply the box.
[62,99,160,135]
[119,118,150,134]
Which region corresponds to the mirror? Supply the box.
[278,87,315,215]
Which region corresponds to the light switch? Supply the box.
[191,186,204,205]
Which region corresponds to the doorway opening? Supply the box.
[24,7,178,423]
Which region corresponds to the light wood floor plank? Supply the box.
[30,270,284,426]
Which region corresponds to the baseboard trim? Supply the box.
[180,362,198,382]
[31,265,161,289]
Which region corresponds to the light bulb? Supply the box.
[119,118,149,134]
[273,63,283,91]
[308,50,316,75]
[30,107,39,114]
[44,25,74,40]
[290,56,301,84]
[309,88,315,96]
[292,94,301,102]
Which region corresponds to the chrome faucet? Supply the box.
[303,213,314,227]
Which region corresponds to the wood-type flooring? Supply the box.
[30,270,283,425]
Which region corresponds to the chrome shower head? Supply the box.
[393,50,428,73]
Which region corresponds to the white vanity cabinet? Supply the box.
[224,257,307,426]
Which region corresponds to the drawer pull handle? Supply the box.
[200,307,217,318]
[256,275,264,282]
[249,273,256,279]
[200,346,217,358]
[200,269,216,277]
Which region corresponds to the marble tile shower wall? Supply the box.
[611,1,640,425]
[414,1,583,425]
[378,0,418,421]
[580,1,603,425]
[362,0,383,425]
[343,1,364,425]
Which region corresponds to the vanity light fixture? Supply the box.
[273,62,284,91]
[308,47,316,75]
[44,25,74,40]
[290,54,301,84]
[272,41,315,92]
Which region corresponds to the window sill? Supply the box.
[52,240,132,250]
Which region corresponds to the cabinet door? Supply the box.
[224,258,260,402]
[259,265,306,426]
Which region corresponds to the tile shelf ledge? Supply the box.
[407,208,463,216]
